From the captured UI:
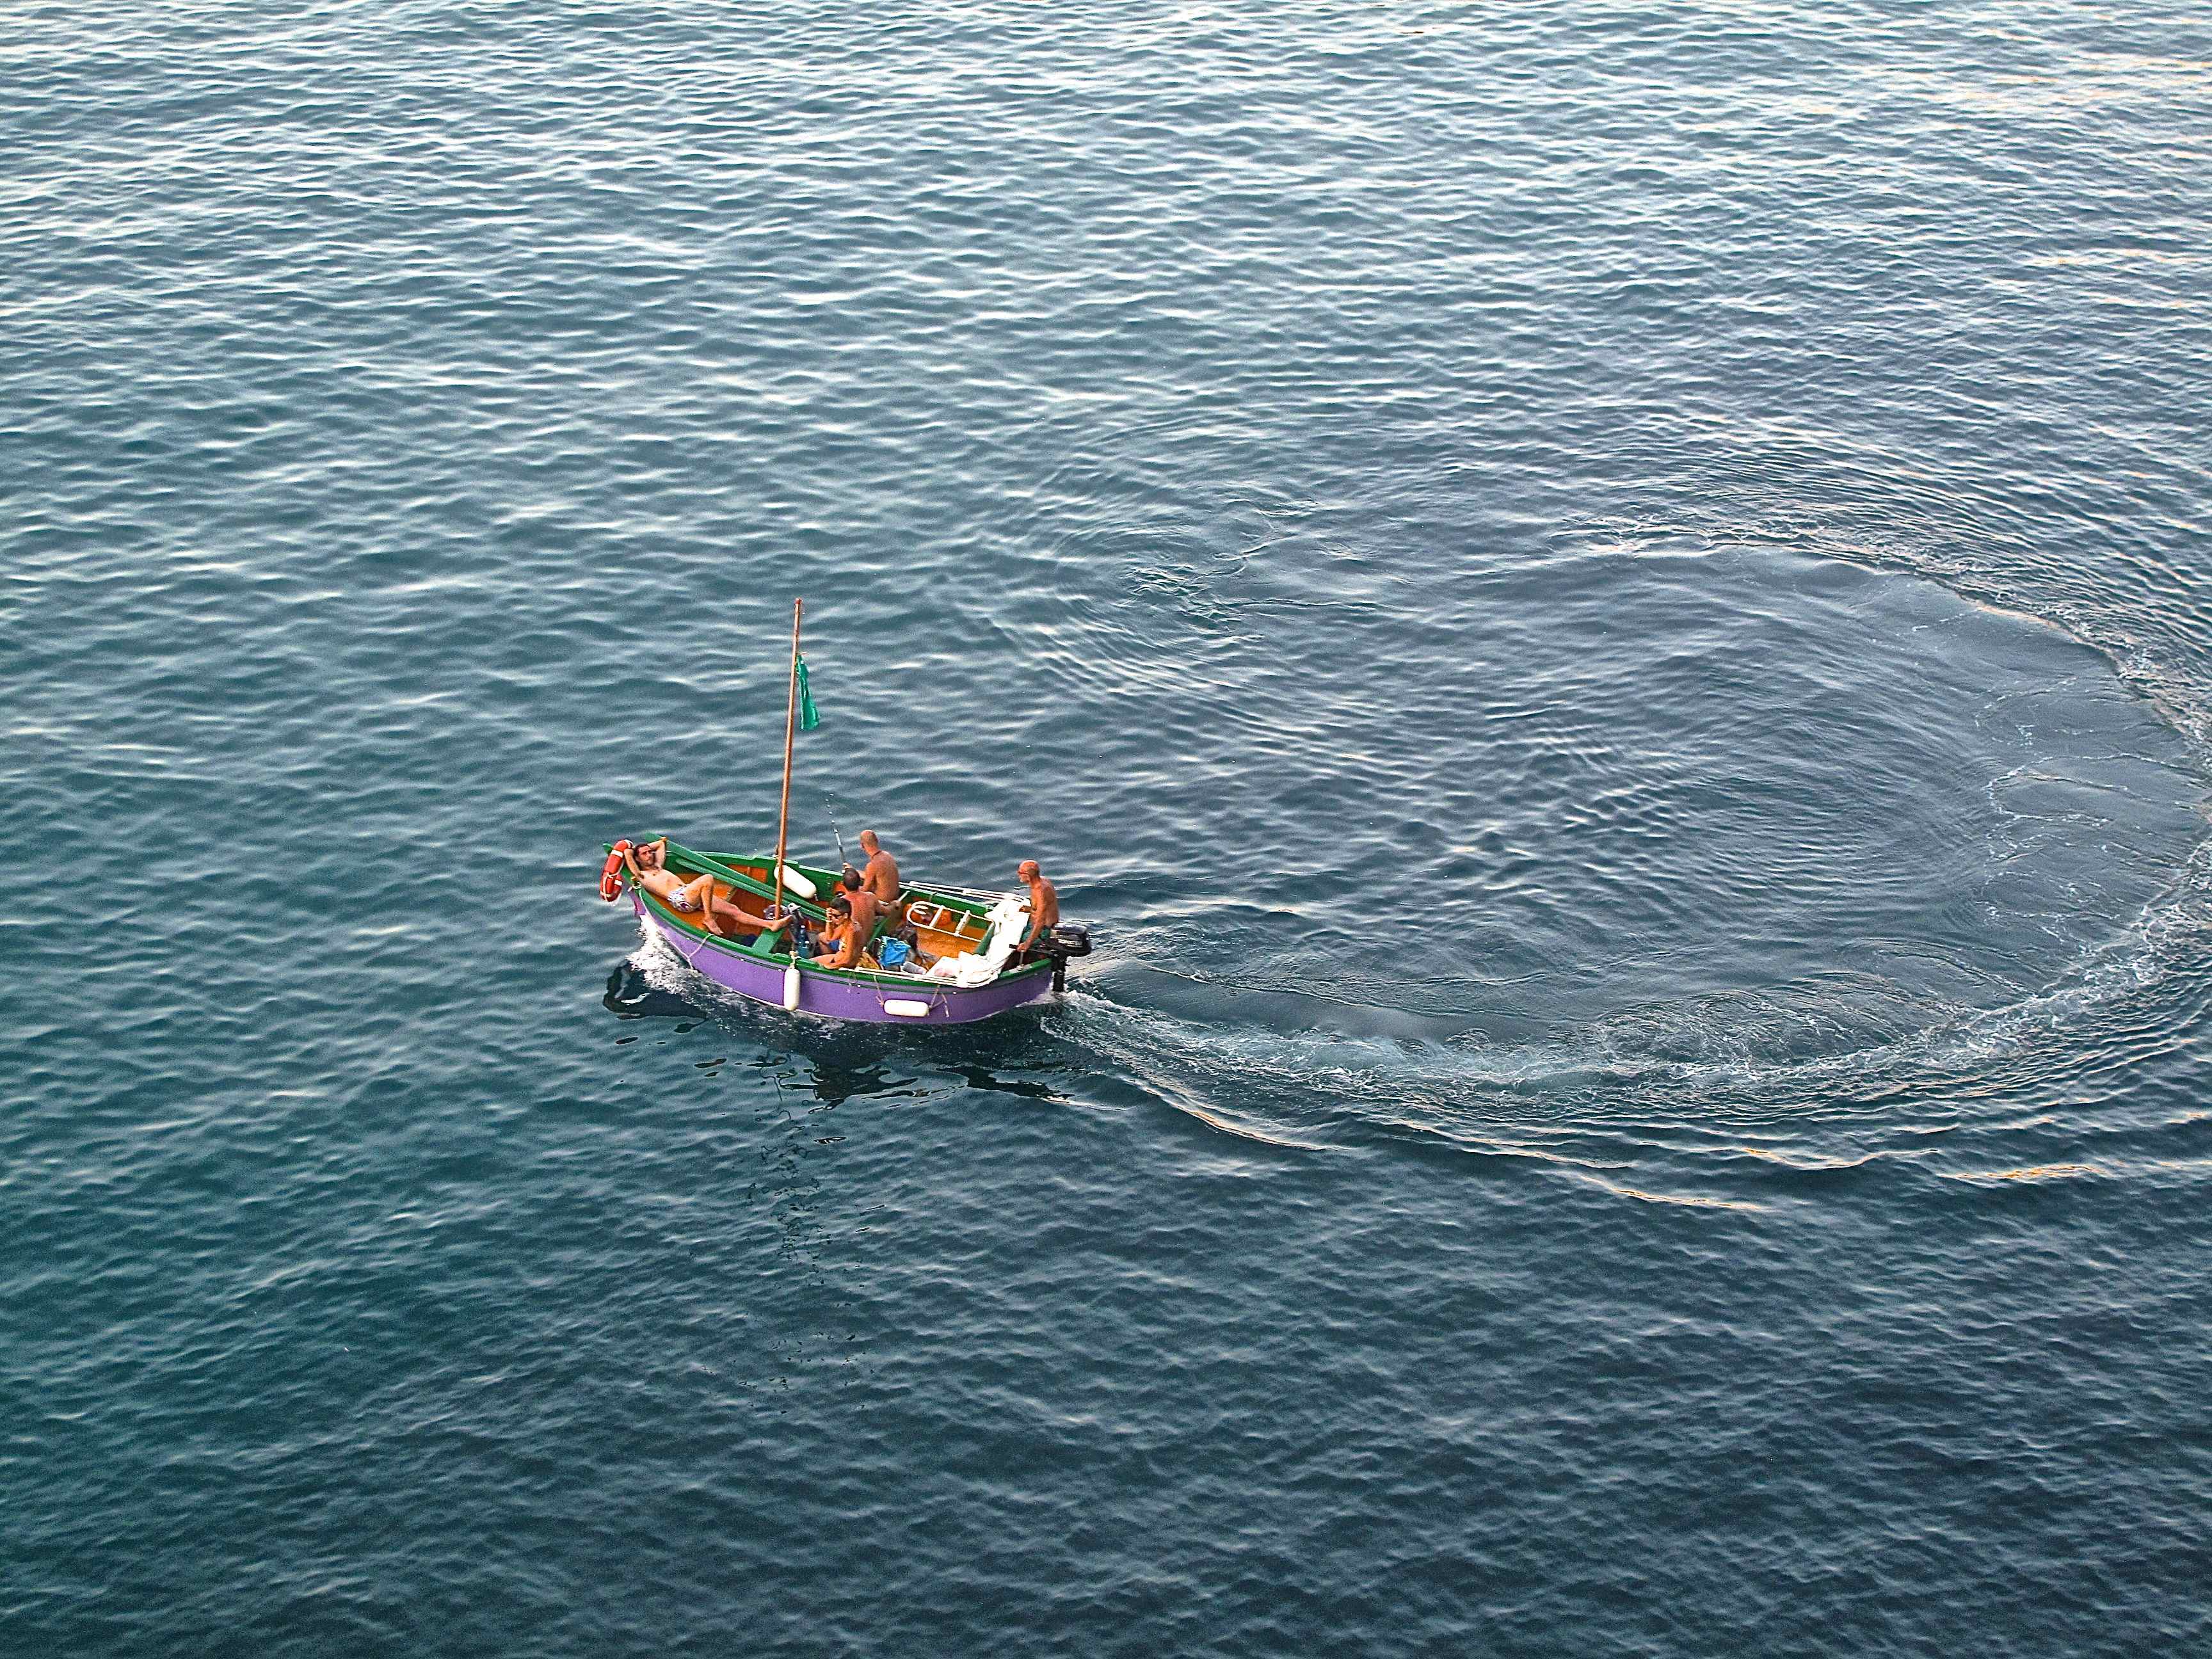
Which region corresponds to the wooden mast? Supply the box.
[771,597,802,933]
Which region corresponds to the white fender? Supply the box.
[882,998,931,1018]
[779,867,817,901]
[781,965,801,1011]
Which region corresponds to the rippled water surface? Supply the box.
[8,1,2212,1653]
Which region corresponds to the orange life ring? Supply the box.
[599,840,632,902]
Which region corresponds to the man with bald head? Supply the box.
[857,830,901,911]
[1011,859,1059,964]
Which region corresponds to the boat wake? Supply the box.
[1052,508,2212,1182]
[1055,898,2209,1202]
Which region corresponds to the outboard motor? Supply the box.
[1038,924,1093,992]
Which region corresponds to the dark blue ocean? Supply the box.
[8,2,2211,1651]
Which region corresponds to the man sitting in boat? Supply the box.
[858,830,901,910]
[824,869,886,965]
[841,867,881,938]
[811,892,876,970]
[1010,860,1060,963]
[625,839,792,943]
[858,829,933,959]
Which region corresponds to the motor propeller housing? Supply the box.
[1038,925,1093,991]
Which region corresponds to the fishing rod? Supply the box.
[820,815,1022,904]
[922,880,1027,902]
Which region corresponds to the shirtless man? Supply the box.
[810,897,851,965]
[1012,859,1059,963]
[811,889,878,970]
[625,839,791,943]
[857,830,902,910]
[837,868,880,948]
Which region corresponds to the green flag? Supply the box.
[794,654,821,732]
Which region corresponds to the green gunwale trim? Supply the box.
[708,851,998,925]
[604,843,826,923]
[665,840,829,919]
[612,841,1045,990]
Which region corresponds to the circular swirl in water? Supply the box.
[1070,539,2206,1121]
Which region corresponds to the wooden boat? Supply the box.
[618,840,1062,1026]
[601,598,1084,1025]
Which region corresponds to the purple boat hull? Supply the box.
[631,893,1054,1025]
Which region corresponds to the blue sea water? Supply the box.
[6,0,2212,1651]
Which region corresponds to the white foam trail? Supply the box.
[1062,872,2206,1144]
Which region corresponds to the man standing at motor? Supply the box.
[1012,860,1059,964]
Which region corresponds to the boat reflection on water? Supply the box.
[603,959,703,1024]
[602,959,1070,1109]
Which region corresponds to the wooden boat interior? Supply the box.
[712,858,995,963]
[650,876,783,950]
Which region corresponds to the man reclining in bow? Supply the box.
[625,839,792,943]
